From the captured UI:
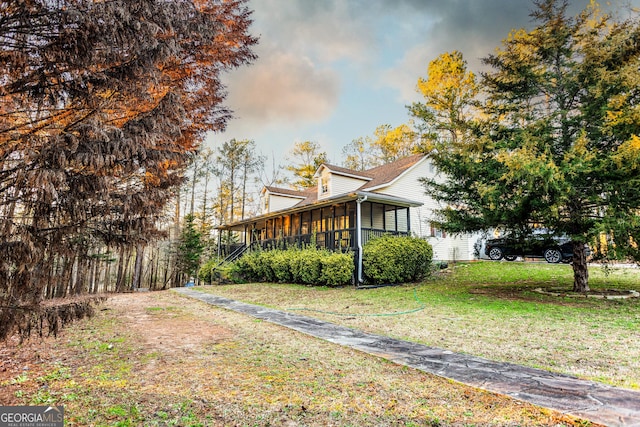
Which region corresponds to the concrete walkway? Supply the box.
[175,288,640,427]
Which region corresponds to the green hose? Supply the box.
[287,288,425,317]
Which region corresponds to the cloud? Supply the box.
[250,0,378,64]
[224,46,340,128]
[217,0,640,160]
[378,0,620,104]
[222,0,382,131]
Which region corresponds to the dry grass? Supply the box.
[198,261,640,390]
[0,290,589,426]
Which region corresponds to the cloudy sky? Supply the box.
[209,0,638,168]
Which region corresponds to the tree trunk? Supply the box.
[104,249,113,292]
[201,169,210,234]
[190,158,198,216]
[572,241,589,292]
[122,247,133,290]
[73,255,88,295]
[162,249,170,290]
[89,251,99,293]
[115,247,131,292]
[132,244,145,290]
[174,190,181,240]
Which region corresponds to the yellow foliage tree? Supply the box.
[413,50,479,145]
[286,141,328,189]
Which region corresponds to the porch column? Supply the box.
[356,195,367,285]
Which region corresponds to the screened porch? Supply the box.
[217,193,418,258]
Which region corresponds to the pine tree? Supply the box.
[0,0,256,339]
[176,214,204,280]
[412,0,640,292]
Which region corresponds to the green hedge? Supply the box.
[205,247,354,287]
[363,235,433,285]
[198,258,241,284]
[199,235,432,286]
[198,258,219,283]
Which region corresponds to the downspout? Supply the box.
[356,195,368,285]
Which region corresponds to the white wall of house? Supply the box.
[253,156,480,262]
[264,193,302,213]
[318,168,367,200]
[371,157,477,262]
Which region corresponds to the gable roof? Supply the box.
[262,186,308,199]
[260,154,427,211]
[314,163,372,181]
[359,154,426,191]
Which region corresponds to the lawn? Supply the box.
[0,290,584,426]
[197,260,640,390]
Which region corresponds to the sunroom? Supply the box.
[215,191,423,281]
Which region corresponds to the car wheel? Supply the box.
[488,247,504,260]
[544,248,562,263]
[504,255,518,261]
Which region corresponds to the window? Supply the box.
[384,206,397,231]
[301,211,310,235]
[430,223,446,238]
[312,209,322,233]
[322,207,333,232]
[321,175,329,194]
[396,207,409,232]
[334,204,346,230]
[292,213,301,235]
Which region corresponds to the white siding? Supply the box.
[374,157,435,238]
[268,194,301,212]
[259,193,267,214]
[331,174,367,195]
[372,158,476,261]
[318,169,367,200]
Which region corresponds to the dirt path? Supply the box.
[0,291,591,426]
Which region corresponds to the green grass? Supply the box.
[197,261,640,389]
[2,286,591,426]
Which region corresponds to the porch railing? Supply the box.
[255,228,356,252]
[362,228,410,245]
[219,227,411,258]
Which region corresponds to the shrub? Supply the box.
[290,248,323,284]
[233,250,260,281]
[198,257,247,284]
[363,235,433,285]
[226,247,353,286]
[320,251,354,286]
[215,264,239,284]
[271,249,293,283]
[253,250,276,282]
[197,258,218,283]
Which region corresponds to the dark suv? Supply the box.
[484,234,588,263]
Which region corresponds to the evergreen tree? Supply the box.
[176,214,204,279]
[0,0,256,338]
[411,0,640,292]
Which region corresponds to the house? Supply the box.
[216,154,478,283]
